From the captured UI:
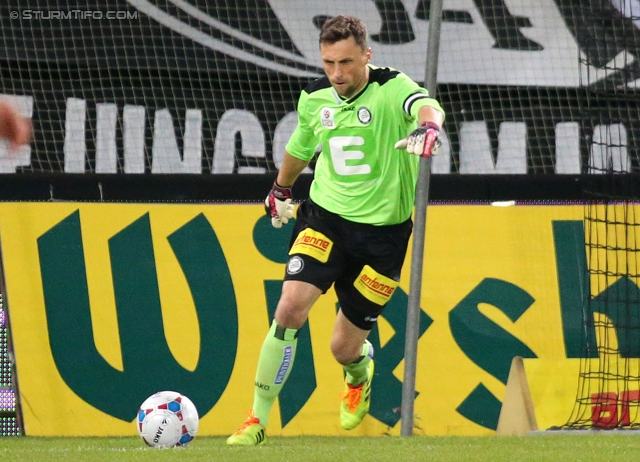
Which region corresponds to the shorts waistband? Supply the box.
[306,198,412,233]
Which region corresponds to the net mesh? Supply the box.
[0,0,638,175]
[558,0,640,430]
[0,295,20,436]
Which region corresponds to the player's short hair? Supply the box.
[319,16,368,51]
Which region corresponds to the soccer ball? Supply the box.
[136,391,199,448]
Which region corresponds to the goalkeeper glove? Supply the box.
[265,181,294,229]
[394,121,441,158]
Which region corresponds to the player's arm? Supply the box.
[266,87,317,228]
[277,151,310,188]
[0,101,31,151]
[392,73,445,157]
[395,104,445,158]
[417,105,444,130]
[265,152,309,229]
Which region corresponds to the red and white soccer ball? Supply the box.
[136,391,199,448]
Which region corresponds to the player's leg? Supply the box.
[252,280,321,425]
[227,280,321,445]
[332,296,378,430]
[332,310,375,430]
[331,309,372,372]
[229,200,341,445]
[332,218,413,430]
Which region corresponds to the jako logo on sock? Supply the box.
[274,346,293,385]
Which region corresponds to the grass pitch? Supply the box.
[1,434,640,462]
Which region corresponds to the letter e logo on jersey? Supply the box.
[354,265,398,305]
[289,229,333,263]
[321,107,336,129]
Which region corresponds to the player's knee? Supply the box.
[330,337,362,366]
[274,298,309,329]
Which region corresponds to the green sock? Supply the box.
[252,320,298,427]
[344,341,373,385]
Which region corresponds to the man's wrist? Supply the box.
[419,121,440,131]
[271,181,292,200]
[274,180,293,189]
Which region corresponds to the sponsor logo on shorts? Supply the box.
[286,256,304,275]
[289,228,333,263]
[274,345,293,385]
[354,265,399,305]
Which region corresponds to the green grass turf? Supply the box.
[1,435,640,462]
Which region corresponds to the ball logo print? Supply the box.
[137,391,199,448]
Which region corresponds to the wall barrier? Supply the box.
[0,202,604,436]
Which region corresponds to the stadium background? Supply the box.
[0,0,638,437]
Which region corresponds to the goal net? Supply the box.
[558,0,640,430]
[0,0,635,176]
[0,294,19,436]
[1,0,640,435]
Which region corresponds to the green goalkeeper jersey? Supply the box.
[286,65,445,226]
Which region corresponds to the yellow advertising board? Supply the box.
[0,202,618,436]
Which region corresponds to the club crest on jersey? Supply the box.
[358,106,372,124]
[320,107,336,129]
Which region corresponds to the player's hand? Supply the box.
[394,121,441,158]
[264,181,294,229]
[0,101,31,153]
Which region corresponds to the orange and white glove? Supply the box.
[394,121,441,158]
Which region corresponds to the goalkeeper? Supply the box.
[228,15,444,445]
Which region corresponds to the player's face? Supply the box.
[320,37,371,98]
